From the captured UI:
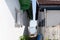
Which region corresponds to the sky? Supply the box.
[32,0,36,20]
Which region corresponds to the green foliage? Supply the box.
[26,3,33,19]
[19,0,31,11]
[20,35,30,40]
[19,0,33,19]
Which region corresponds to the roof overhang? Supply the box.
[37,0,60,5]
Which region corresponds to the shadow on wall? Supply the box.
[5,0,29,35]
[5,0,20,19]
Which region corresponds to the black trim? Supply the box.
[39,5,60,11]
[36,3,39,20]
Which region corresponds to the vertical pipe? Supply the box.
[44,9,47,27]
[15,8,17,25]
[44,9,47,40]
[15,8,20,27]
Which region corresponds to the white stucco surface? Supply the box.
[38,10,60,26]
[0,0,29,40]
[47,10,60,26]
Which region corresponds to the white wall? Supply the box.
[47,10,60,26]
[38,10,60,40]
[0,0,29,40]
[38,10,60,26]
[38,10,60,35]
